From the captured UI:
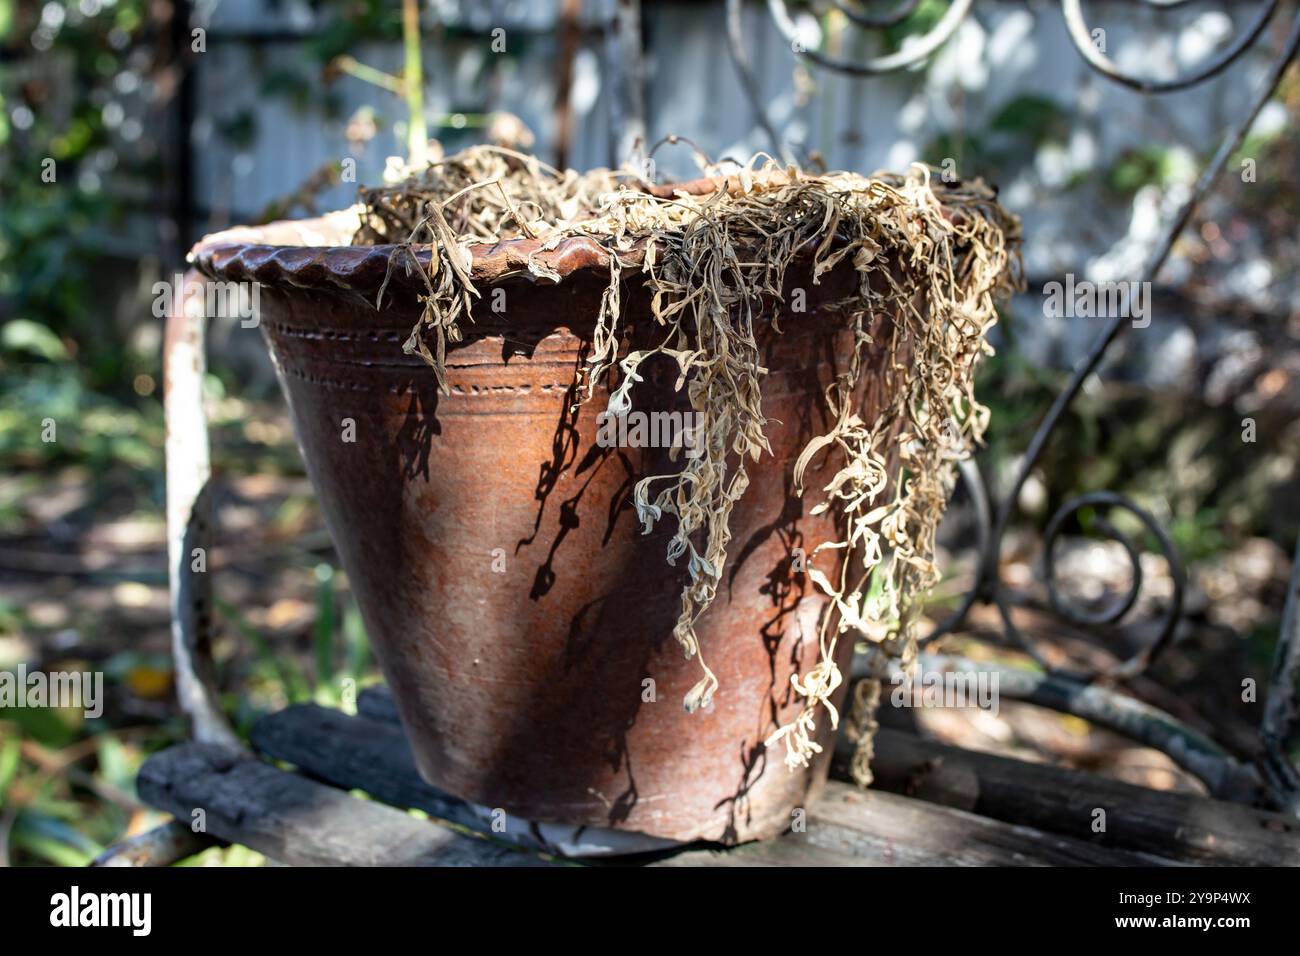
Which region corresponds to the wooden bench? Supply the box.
[127,685,1300,867]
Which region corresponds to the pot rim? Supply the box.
[186,174,766,297]
[189,207,649,299]
[187,168,958,298]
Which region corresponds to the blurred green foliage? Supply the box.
[978,335,1299,562]
[0,0,157,398]
[0,560,372,866]
[882,0,949,50]
[923,94,1072,182]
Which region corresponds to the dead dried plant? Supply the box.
[353,146,1022,771]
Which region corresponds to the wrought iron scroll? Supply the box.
[729,0,1300,806]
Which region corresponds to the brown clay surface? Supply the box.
[193,211,876,842]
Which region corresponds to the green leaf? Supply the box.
[12,813,103,865]
[989,95,1067,145]
[216,598,309,703]
[0,734,20,802]
[1105,146,1176,197]
[343,601,370,681]
[1,319,70,362]
[96,736,135,796]
[0,705,78,748]
[883,0,948,50]
[314,564,337,695]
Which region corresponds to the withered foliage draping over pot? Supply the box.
[353,145,1022,772]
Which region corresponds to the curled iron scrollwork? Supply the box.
[764,0,1285,90]
[1040,491,1186,680]
[766,0,975,75]
[1061,0,1283,93]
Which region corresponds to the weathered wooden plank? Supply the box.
[137,743,553,866]
[252,704,486,835]
[851,728,1300,867]
[260,700,1165,866]
[259,704,858,864]
[665,785,1173,866]
[654,839,882,867]
[260,704,846,860]
[357,684,402,724]
[803,781,1177,867]
[93,821,218,867]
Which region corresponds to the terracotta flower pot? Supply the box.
[192,207,887,847]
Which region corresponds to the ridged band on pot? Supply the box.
[192,208,889,844]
